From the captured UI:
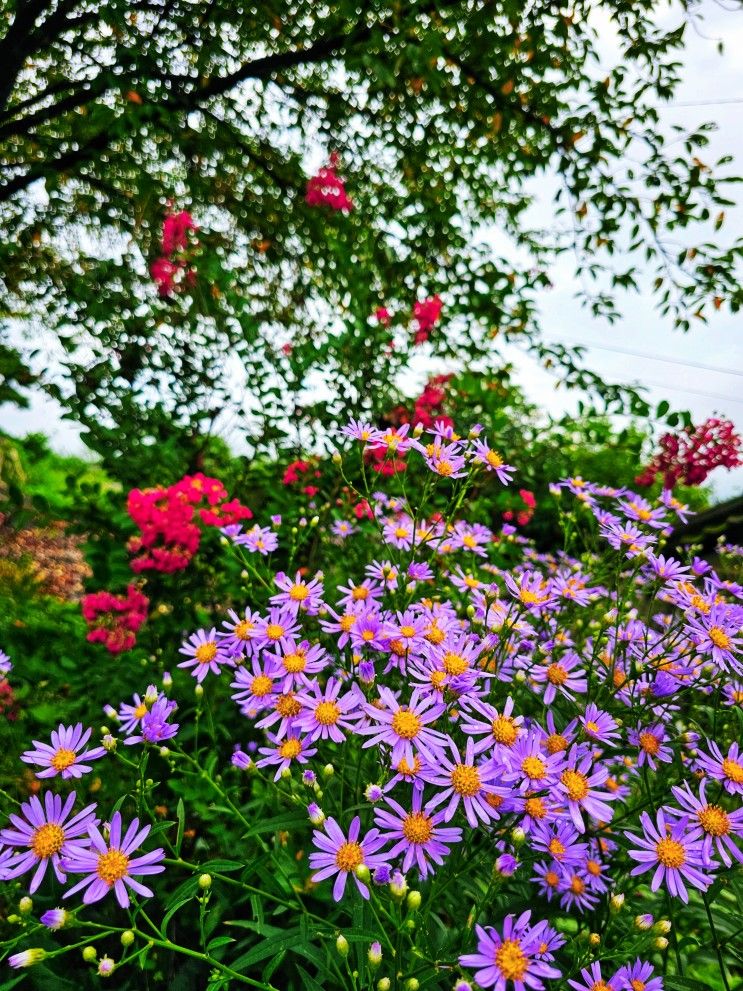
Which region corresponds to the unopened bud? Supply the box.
[332,452,342,464]
[121,931,135,947]
[195,684,204,699]
[405,980,420,991]
[635,914,653,930]
[310,516,319,527]
[336,935,349,957]
[98,956,115,977]
[589,933,600,947]
[406,890,421,911]
[654,937,669,951]
[322,763,335,779]
[307,803,325,826]
[377,980,391,991]
[198,874,212,890]
[18,897,33,915]
[511,827,526,845]
[82,946,98,962]
[355,864,371,883]
[368,941,382,967]
[102,734,117,752]
[655,919,671,934]
[610,893,625,912]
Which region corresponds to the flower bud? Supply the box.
[635,914,653,930]
[589,933,600,947]
[98,956,115,977]
[195,684,204,699]
[377,980,391,991]
[365,784,384,803]
[18,897,33,915]
[322,763,335,779]
[390,870,408,899]
[405,980,420,991]
[8,949,46,969]
[82,946,98,962]
[655,919,671,934]
[159,746,170,758]
[332,452,342,464]
[511,827,526,845]
[121,931,135,947]
[310,516,319,527]
[610,893,625,912]
[406,890,421,911]
[368,941,382,967]
[336,935,349,957]
[198,874,212,890]
[355,864,371,884]
[102,734,117,752]
[162,671,173,689]
[654,937,669,951]
[307,803,325,826]
[41,909,71,931]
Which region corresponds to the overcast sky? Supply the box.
[3,2,742,499]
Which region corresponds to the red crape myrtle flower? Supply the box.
[412,294,443,344]
[127,473,252,573]
[305,152,353,212]
[82,585,149,654]
[161,210,197,254]
[637,417,742,488]
[151,208,198,297]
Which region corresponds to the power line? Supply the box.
[662,97,743,108]
[635,379,743,406]
[542,335,743,379]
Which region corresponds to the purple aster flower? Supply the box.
[459,911,561,991]
[626,809,713,903]
[309,816,389,900]
[116,686,158,734]
[601,520,655,557]
[217,607,261,658]
[270,570,325,615]
[341,419,379,443]
[125,696,179,745]
[21,724,106,780]
[0,792,98,892]
[568,962,620,991]
[426,738,511,827]
[358,686,447,766]
[503,570,555,609]
[557,745,616,833]
[614,959,663,991]
[470,440,515,485]
[628,724,673,770]
[233,524,279,555]
[531,861,562,901]
[685,604,743,675]
[619,495,668,529]
[383,515,415,550]
[178,628,227,682]
[425,441,467,479]
[253,608,301,651]
[331,519,357,539]
[580,703,620,746]
[230,657,278,715]
[296,677,359,743]
[695,740,743,795]
[460,696,524,755]
[266,638,328,692]
[0,649,11,677]
[40,908,72,930]
[256,732,317,780]
[62,811,165,908]
[531,651,587,704]
[336,578,383,609]
[557,867,599,912]
[503,731,565,794]
[644,553,690,583]
[447,521,493,557]
[660,489,693,523]
[407,561,434,582]
[531,821,587,867]
[373,789,462,879]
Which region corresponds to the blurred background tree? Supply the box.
[1,0,741,483]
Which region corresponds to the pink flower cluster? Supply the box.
[150,209,198,297]
[282,459,322,497]
[81,585,149,654]
[127,473,252,574]
[388,374,454,431]
[412,294,443,344]
[637,417,742,488]
[305,153,353,212]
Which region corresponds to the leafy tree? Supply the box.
[0,0,740,477]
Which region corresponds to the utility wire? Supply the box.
[633,379,743,405]
[541,336,743,379]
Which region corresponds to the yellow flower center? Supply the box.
[545,733,568,755]
[638,732,660,755]
[544,870,559,887]
[525,797,547,819]
[339,614,356,632]
[133,703,148,719]
[361,629,375,641]
[251,675,273,696]
[351,586,369,600]
[586,859,602,876]
[722,758,743,784]
[548,837,566,859]
[399,625,416,638]
[289,583,309,602]
[429,670,446,690]
[486,450,504,468]
[282,650,307,673]
[426,625,446,645]
[521,755,547,780]
[462,535,477,548]
[591,980,613,991]
[30,822,66,858]
[520,589,541,605]
[630,980,645,991]
[402,812,433,844]
[491,716,518,746]
[265,623,284,641]
[335,841,364,872]
[234,620,254,640]
[561,769,590,801]
[546,663,568,685]
[450,764,481,796]
[50,748,77,772]
[709,626,731,650]
[435,460,454,476]
[495,939,528,981]
[391,709,422,740]
[394,527,409,539]
[96,849,129,885]
[697,804,730,836]
[279,738,302,759]
[396,756,421,778]
[442,651,468,676]
[655,837,686,868]
[570,875,585,894]
[314,701,341,726]
[275,693,302,718]
[194,641,218,664]
[585,720,600,735]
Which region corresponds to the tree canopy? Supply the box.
[1,0,740,479]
